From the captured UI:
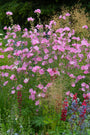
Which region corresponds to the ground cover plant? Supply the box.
[0,9,90,135]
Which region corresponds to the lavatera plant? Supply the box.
[0,8,90,134]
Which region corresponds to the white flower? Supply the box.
[38,93,41,97]
[12,66,18,70]
[0,33,3,36]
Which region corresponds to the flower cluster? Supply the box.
[29,88,36,101]
[61,98,68,121]
[65,93,90,134]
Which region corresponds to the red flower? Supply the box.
[73,93,77,100]
[82,100,86,106]
[61,98,68,121]
[61,108,67,121]
[17,90,22,102]
[17,90,22,116]
[79,100,87,119]
[73,93,77,104]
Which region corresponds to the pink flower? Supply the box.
[70,93,73,97]
[71,82,75,87]
[82,25,88,29]
[29,88,33,93]
[48,58,53,63]
[83,94,86,98]
[85,84,89,89]
[62,16,66,20]
[42,61,47,65]
[4,47,13,52]
[81,65,88,70]
[35,100,39,105]
[4,72,9,77]
[31,39,39,45]
[47,68,54,76]
[69,74,75,78]
[81,88,85,91]
[3,26,7,30]
[69,61,76,65]
[52,45,58,50]
[59,15,62,19]
[34,9,41,14]
[49,20,56,26]
[27,17,34,22]
[81,82,86,87]
[11,90,15,94]
[66,91,70,96]
[46,83,52,87]
[16,84,23,90]
[84,71,88,74]
[6,11,13,16]
[24,78,29,83]
[3,81,8,86]
[29,89,36,100]
[0,55,4,58]
[36,57,42,61]
[63,27,70,31]
[44,49,49,54]
[10,74,15,80]
[41,93,45,97]
[44,54,49,60]
[54,55,57,60]
[32,66,41,73]
[43,87,47,92]
[87,93,90,98]
[12,87,15,89]
[37,84,44,89]
[29,94,35,100]
[0,43,2,46]
[39,69,44,74]
[65,13,70,16]
[33,46,39,51]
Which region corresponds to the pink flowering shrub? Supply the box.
[0,8,90,134]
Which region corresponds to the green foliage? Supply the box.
[0,0,89,30]
[0,1,34,29]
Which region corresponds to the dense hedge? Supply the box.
[0,0,89,30]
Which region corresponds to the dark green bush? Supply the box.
[0,0,89,30]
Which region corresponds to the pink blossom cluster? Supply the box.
[59,13,70,20]
[47,68,60,76]
[29,88,36,100]
[0,9,90,110]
